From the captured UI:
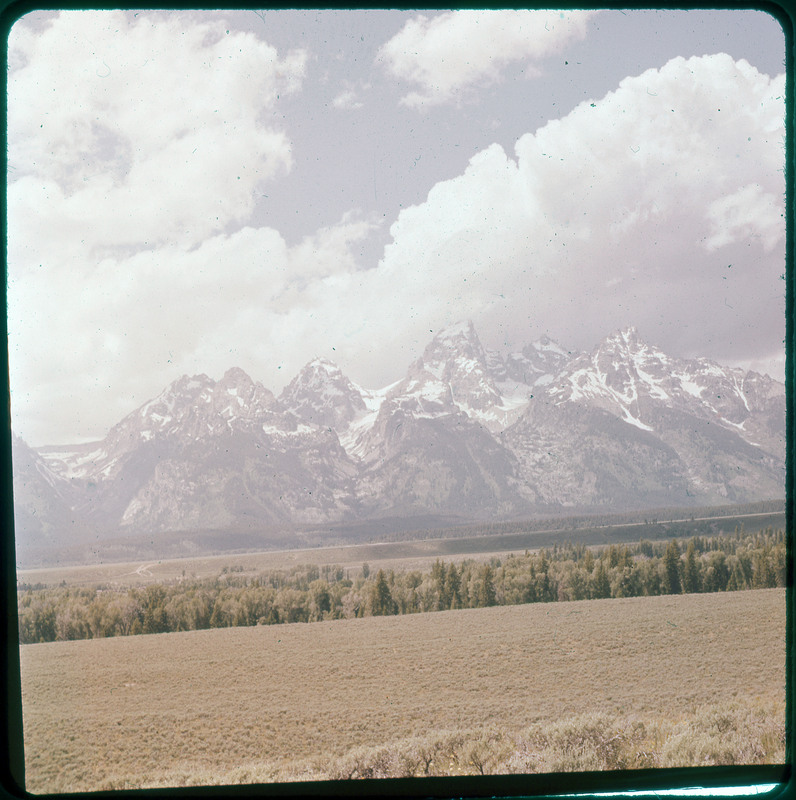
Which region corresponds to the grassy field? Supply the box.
[18,588,785,793]
[17,509,785,588]
[17,540,530,588]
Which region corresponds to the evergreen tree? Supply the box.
[432,560,450,608]
[476,564,497,607]
[663,540,682,595]
[613,566,638,598]
[444,563,461,609]
[704,551,730,592]
[752,550,775,589]
[568,567,589,601]
[535,552,552,602]
[682,540,702,594]
[727,559,748,591]
[371,570,395,616]
[591,561,611,599]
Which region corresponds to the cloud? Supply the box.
[333,54,786,381]
[704,183,783,252]
[194,52,784,397]
[8,40,786,445]
[332,89,364,110]
[8,212,381,445]
[377,9,597,107]
[7,11,306,251]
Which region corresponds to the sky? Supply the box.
[6,8,787,447]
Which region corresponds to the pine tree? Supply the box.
[706,551,730,592]
[371,569,394,616]
[477,564,496,607]
[536,552,552,602]
[568,568,588,601]
[372,570,395,616]
[432,560,449,607]
[752,550,775,589]
[591,561,611,599]
[682,540,702,594]
[663,540,682,595]
[444,563,461,609]
[727,559,748,591]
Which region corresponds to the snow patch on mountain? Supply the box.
[39,445,109,480]
[17,321,784,545]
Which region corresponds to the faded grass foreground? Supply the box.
[19,588,785,793]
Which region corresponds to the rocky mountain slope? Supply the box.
[12,323,785,553]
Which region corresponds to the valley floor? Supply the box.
[18,589,785,793]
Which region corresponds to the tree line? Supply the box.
[17,527,786,644]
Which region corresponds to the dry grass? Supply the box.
[17,542,525,588]
[19,588,785,793]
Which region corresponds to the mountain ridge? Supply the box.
[14,323,785,560]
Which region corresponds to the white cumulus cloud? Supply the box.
[8,10,307,251]
[325,54,785,382]
[7,213,381,445]
[377,9,597,107]
[7,22,786,446]
[332,89,364,110]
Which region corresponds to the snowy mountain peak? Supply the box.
[16,322,785,553]
[153,373,214,404]
[433,319,478,342]
[385,321,533,431]
[590,328,674,380]
[308,356,341,371]
[220,366,254,386]
[546,328,679,429]
[544,326,785,453]
[136,373,213,426]
[525,334,572,360]
[217,367,279,404]
[95,368,277,454]
[295,357,345,385]
[601,325,645,353]
[280,357,367,430]
[502,335,572,389]
[211,368,277,420]
[530,333,566,355]
[417,320,488,378]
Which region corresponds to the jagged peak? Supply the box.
[430,319,479,344]
[422,320,486,360]
[283,358,351,393]
[170,372,213,390]
[303,357,342,374]
[593,327,657,362]
[143,374,213,410]
[220,366,254,385]
[603,325,641,346]
[280,357,364,416]
[529,334,570,356]
[215,367,274,405]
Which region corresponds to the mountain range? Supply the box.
[12,322,785,561]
